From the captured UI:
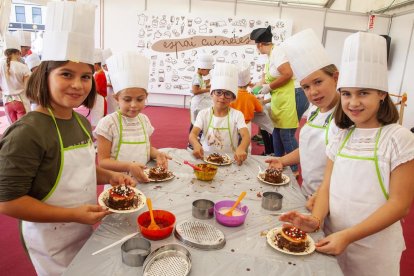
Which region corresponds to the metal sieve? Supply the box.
[174,220,226,250]
[143,244,191,276]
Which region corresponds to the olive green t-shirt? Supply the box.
[0,111,93,202]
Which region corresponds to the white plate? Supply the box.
[144,169,175,182]
[257,172,290,186]
[203,154,232,166]
[266,227,315,256]
[98,187,146,214]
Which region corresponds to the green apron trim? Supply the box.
[264,50,298,129]
[115,111,149,161]
[306,108,334,145]
[207,107,235,152]
[337,127,388,199]
[43,109,91,201]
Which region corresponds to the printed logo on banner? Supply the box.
[136,13,292,95]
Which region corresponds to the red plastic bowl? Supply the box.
[137,210,176,240]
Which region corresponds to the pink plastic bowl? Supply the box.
[214,200,249,227]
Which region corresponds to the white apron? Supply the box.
[201,108,236,154]
[299,108,333,196]
[104,112,150,189]
[190,76,212,124]
[21,110,96,276]
[327,127,404,276]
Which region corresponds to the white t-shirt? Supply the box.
[327,123,414,181]
[194,107,247,152]
[94,112,154,159]
[268,47,288,78]
[0,59,31,96]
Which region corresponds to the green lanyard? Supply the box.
[337,127,388,199]
[306,108,334,145]
[207,107,235,152]
[115,111,149,160]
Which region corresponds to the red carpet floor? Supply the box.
[0,106,413,275]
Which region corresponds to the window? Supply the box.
[32,7,42,24]
[15,6,25,23]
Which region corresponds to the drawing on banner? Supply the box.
[137,13,292,95]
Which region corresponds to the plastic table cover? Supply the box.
[64,148,343,276]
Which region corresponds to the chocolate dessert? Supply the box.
[148,166,169,180]
[107,185,137,210]
[275,226,308,253]
[207,153,225,164]
[264,168,283,183]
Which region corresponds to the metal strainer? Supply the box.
[174,220,226,250]
[143,244,191,276]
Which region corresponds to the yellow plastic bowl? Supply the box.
[194,164,218,181]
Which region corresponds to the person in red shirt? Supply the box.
[90,49,107,128]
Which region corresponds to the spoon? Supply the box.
[183,160,202,171]
[225,191,247,217]
[146,198,160,230]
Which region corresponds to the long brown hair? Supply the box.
[334,92,399,129]
[4,49,20,76]
[25,61,96,109]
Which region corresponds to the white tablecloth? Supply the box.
[64,148,343,276]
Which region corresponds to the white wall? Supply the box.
[389,12,414,128]
[100,0,414,122]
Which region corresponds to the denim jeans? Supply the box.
[272,128,298,172]
[295,87,310,120]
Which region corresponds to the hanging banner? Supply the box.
[136,13,292,95]
[368,14,376,30]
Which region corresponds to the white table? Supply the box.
[64,148,343,276]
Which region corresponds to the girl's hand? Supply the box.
[315,230,351,255]
[128,162,149,183]
[265,158,283,170]
[73,204,111,225]
[279,211,320,233]
[192,144,204,159]
[156,152,172,169]
[109,171,137,187]
[234,149,247,165]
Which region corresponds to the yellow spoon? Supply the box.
[225,191,247,217]
[146,198,160,230]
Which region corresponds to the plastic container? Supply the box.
[137,210,175,240]
[194,164,218,181]
[192,199,214,219]
[214,200,249,227]
[252,86,262,95]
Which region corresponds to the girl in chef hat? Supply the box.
[265,29,340,210]
[95,51,171,183]
[280,32,414,276]
[0,33,31,124]
[0,2,133,275]
[189,62,250,165]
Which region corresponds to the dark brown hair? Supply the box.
[4,49,20,76]
[334,92,399,129]
[25,61,96,109]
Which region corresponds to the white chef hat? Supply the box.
[238,62,251,87]
[337,32,388,92]
[13,30,31,47]
[281,29,332,82]
[106,51,150,94]
[4,33,21,51]
[42,1,96,65]
[102,48,112,65]
[195,53,214,70]
[93,48,103,64]
[26,53,41,71]
[210,62,238,97]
